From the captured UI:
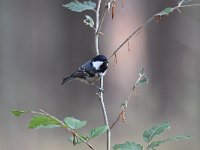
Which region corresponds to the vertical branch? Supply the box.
[95,0,111,150]
[99,77,111,150]
[95,0,101,55]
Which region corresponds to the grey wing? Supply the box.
[62,61,96,85]
[79,61,96,77]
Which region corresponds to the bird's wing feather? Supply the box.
[78,61,96,77]
[62,60,97,85]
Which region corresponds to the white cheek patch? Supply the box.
[92,61,103,70]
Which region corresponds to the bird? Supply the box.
[62,55,108,91]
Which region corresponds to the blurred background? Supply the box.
[0,0,200,149]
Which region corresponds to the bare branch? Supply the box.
[97,9,107,35]
[108,2,200,60]
[95,1,111,150]
[109,16,154,60]
[110,85,135,130]
[110,67,148,129]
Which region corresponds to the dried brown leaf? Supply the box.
[112,2,116,19]
[119,110,126,124]
[114,53,118,64]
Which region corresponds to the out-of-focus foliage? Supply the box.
[63,0,96,12]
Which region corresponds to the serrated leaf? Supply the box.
[28,115,60,129]
[113,141,143,150]
[148,135,191,149]
[11,110,27,117]
[87,124,108,139]
[155,7,174,17]
[63,0,96,12]
[143,122,170,143]
[84,15,94,28]
[64,117,87,130]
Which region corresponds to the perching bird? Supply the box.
[62,55,108,91]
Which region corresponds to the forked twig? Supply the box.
[108,3,200,60]
[110,67,148,129]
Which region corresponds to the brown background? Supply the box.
[0,0,200,149]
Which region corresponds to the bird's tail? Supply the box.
[61,76,75,85]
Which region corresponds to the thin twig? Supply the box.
[110,85,135,130]
[108,3,200,60]
[30,110,96,150]
[99,77,111,150]
[178,3,200,8]
[97,8,107,35]
[110,110,124,129]
[109,16,154,60]
[110,68,148,129]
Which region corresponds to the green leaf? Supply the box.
[84,15,94,28]
[63,0,96,12]
[137,75,149,85]
[11,110,27,117]
[28,115,60,129]
[113,141,143,150]
[136,68,149,85]
[64,117,87,130]
[120,99,128,109]
[148,135,191,149]
[87,124,108,139]
[68,124,109,144]
[155,7,174,17]
[143,122,170,143]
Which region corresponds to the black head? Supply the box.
[92,55,108,63]
[91,55,108,73]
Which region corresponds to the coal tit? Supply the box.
[62,55,108,91]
